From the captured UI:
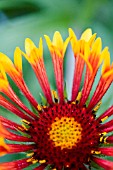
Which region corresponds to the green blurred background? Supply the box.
[0,0,113,169]
[1,0,113,57]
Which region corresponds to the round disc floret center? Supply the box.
[48,117,82,149]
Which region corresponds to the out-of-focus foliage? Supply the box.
[0,0,113,166]
[0,0,113,58]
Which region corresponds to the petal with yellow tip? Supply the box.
[14,47,22,73]
[63,37,70,56]
[44,35,53,51]
[79,53,93,73]
[0,64,7,81]
[0,53,14,73]
[68,28,77,51]
[88,33,97,47]
[80,28,92,42]
[45,31,69,58]
[91,37,102,56]
[53,31,64,51]
[101,48,110,75]
[68,28,77,41]
[0,137,10,156]
[39,38,43,57]
[102,66,113,79]
[25,38,36,56]
[24,38,43,64]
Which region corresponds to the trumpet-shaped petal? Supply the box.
[23,38,53,104]
[45,32,70,103]
[0,50,38,109]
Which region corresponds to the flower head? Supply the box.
[0,28,113,170]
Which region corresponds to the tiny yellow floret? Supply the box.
[48,117,82,149]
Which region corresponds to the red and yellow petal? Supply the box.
[45,32,70,103]
[0,115,24,131]
[97,106,113,123]
[0,122,31,142]
[23,38,53,104]
[0,52,21,77]
[14,47,22,73]
[45,31,70,57]
[98,147,113,156]
[69,28,93,101]
[0,158,31,170]
[106,136,113,143]
[80,28,93,42]
[25,38,43,63]
[88,67,113,111]
[8,144,34,154]
[100,119,113,133]
[92,157,113,170]
[0,50,38,109]
[0,137,10,156]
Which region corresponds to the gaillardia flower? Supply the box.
[0,28,113,170]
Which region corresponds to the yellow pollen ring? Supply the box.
[48,117,82,150]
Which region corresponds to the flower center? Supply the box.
[29,103,100,169]
[48,117,82,149]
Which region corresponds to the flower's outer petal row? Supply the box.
[101,48,111,75]
[0,115,24,131]
[0,137,10,156]
[71,56,85,101]
[23,38,53,105]
[0,51,38,109]
[88,72,113,111]
[8,144,34,154]
[45,32,70,103]
[0,123,31,142]
[79,38,102,106]
[97,105,113,122]
[0,69,37,119]
[14,47,22,73]
[92,157,113,170]
[98,147,113,156]
[87,49,113,110]
[69,28,113,107]
[0,95,32,121]
[69,28,94,101]
[0,158,31,170]
[48,50,64,103]
[99,119,113,133]
[1,84,36,119]
[45,32,70,57]
[80,28,93,41]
